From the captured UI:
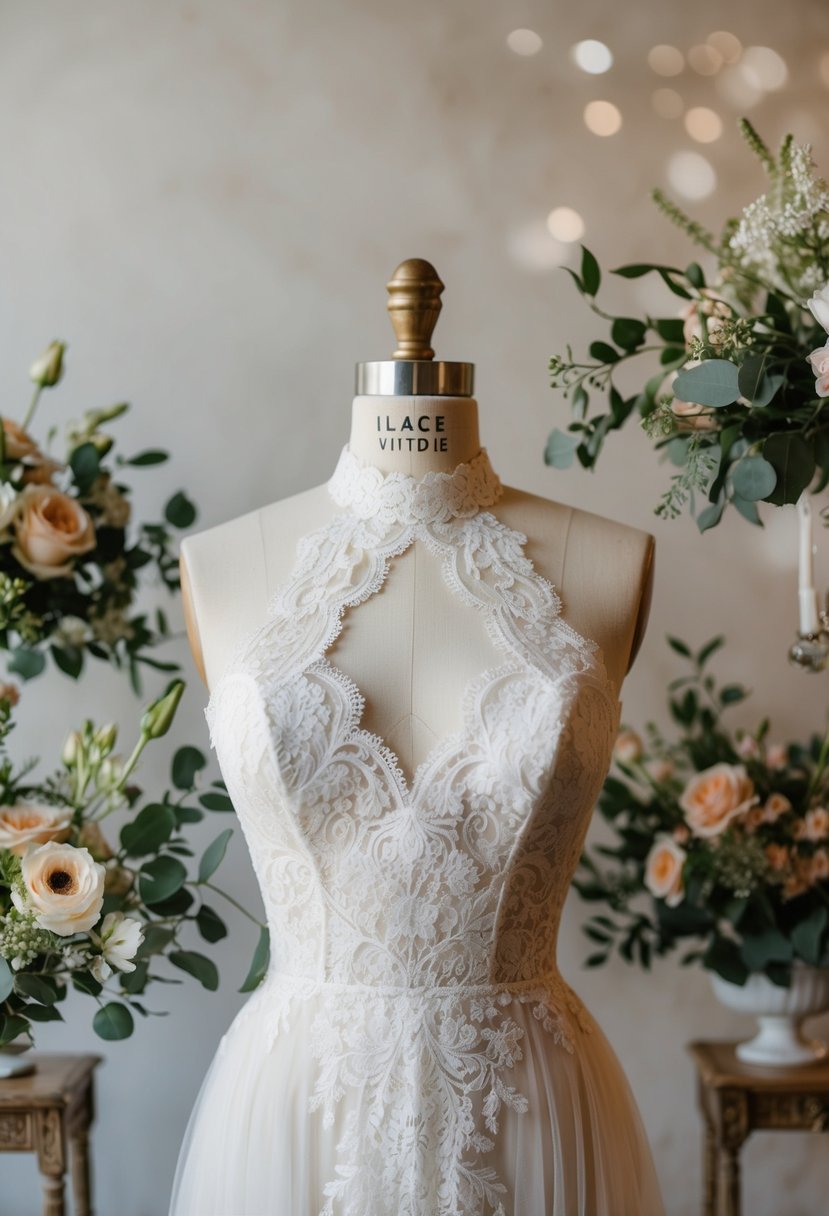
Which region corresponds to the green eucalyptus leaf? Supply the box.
[0,957,13,1002]
[580,246,600,296]
[138,855,188,905]
[239,925,270,993]
[93,1002,134,1041]
[172,746,207,790]
[741,929,793,971]
[544,429,580,469]
[198,829,233,883]
[8,647,46,681]
[14,974,60,1005]
[196,904,228,944]
[791,906,827,965]
[731,456,777,502]
[737,355,784,407]
[588,341,619,364]
[763,433,816,505]
[696,500,725,533]
[169,950,219,991]
[673,360,740,408]
[732,495,762,526]
[655,318,686,343]
[165,491,197,530]
[126,449,168,466]
[610,317,646,351]
[198,792,234,812]
[120,804,176,857]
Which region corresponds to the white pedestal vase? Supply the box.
[0,1037,35,1078]
[710,962,829,1066]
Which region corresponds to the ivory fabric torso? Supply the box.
[168,447,666,1216]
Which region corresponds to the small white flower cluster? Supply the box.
[0,907,53,971]
[729,141,829,298]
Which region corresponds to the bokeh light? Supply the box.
[546,206,586,242]
[707,31,742,63]
[507,221,567,271]
[688,44,723,75]
[667,151,717,200]
[685,107,723,143]
[648,45,684,77]
[583,100,622,136]
[571,40,613,74]
[506,29,543,57]
[740,46,788,91]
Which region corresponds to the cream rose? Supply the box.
[12,841,105,935]
[645,835,686,906]
[807,342,829,397]
[12,484,95,579]
[679,763,758,837]
[807,283,829,333]
[0,803,72,856]
[614,729,644,764]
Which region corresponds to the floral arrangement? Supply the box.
[576,636,829,987]
[0,340,196,691]
[0,682,267,1046]
[546,119,829,532]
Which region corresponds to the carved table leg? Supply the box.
[716,1089,748,1216]
[35,1107,66,1216]
[41,1174,66,1216]
[71,1127,92,1216]
[703,1119,717,1216]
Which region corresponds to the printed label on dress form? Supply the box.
[376,413,448,452]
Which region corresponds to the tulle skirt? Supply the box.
[168,974,666,1216]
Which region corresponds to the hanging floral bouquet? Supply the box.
[546,119,829,532]
[0,682,267,1047]
[575,636,829,987]
[0,340,197,691]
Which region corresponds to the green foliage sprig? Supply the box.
[547,120,829,532]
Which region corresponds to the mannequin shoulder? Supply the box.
[494,485,655,680]
[495,484,653,557]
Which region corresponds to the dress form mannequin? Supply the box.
[180,261,654,782]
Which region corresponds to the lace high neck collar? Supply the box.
[328,444,503,525]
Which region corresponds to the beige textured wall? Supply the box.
[1,1,828,1212]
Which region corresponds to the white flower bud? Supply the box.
[29,341,66,388]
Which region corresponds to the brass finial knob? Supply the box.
[386,259,444,361]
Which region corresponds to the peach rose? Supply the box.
[614,730,643,764]
[11,840,105,935]
[803,807,829,841]
[762,792,792,824]
[0,803,72,856]
[672,824,690,845]
[12,484,95,578]
[645,835,686,906]
[679,763,758,837]
[736,734,760,760]
[76,820,114,861]
[647,758,675,783]
[808,342,829,397]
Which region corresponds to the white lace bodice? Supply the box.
[202,446,622,1216]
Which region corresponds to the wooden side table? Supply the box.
[0,1052,102,1216]
[687,1040,829,1216]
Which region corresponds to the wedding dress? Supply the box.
[168,446,666,1216]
